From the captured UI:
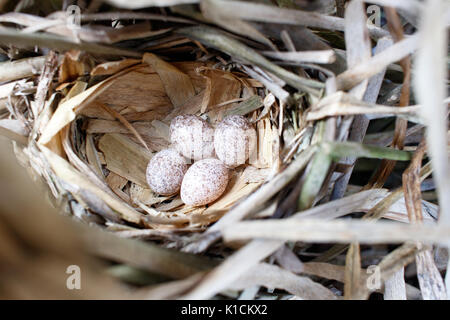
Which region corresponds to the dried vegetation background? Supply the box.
[0,0,449,300]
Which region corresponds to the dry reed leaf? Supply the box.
[229,263,338,300]
[78,220,216,280]
[39,145,142,224]
[302,262,347,283]
[414,1,450,224]
[58,50,91,83]
[180,144,317,297]
[198,67,242,115]
[163,90,205,122]
[261,50,336,64]
[143,53,196,108]
[355,242,425,299]
[0,119,28,144]
[61,125,113,196]
[251,117,277,168]
[0,13,158,44]
[129,183,169,206]
[364,7,411,189]
[90,59,141,76]
[0,140,135,299]
[413,0,450,296]
[178,26,323,95]
[282,187,436,224]
[222,219,450,247]
[242,66,290,102]
[98,102,149,151]
[185,188,427,298]
[104,0,199,9]
[0,56,46,82]
[384,268,407,300]
[38,66,137,145]
[32,51,59,118]
[3,0,447,302]
[139,272,206,299]
[200,0,388,38]
[323,36,392,200]
[344,0,371,99]
[201,0,276,49]
[336,34,418,90]
[182,239,286,299]
[98,133,152,187]
[85,133,103,178]
[415,250,447,299]
[403,141,447,299]
[344,242,362,300]
[307,91,423,124]
[106,171,130,202]
[273,245,304,274]
[84,66,172,120]
[0,27,142,58]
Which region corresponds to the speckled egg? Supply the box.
[214,115,257,168]
[146,149,188,196]
[180,159,229,206]
[170,115,215,161]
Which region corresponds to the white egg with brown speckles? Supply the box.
[146,149,188,196]
[214,115,257,168]
[170,115,215,161]
[181,159,229,206]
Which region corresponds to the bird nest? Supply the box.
[14,44,287,237]
[1,0,447,300]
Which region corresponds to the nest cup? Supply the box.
[27,51,280,231]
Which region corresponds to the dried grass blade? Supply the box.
[182,239,284,299]
[201,0,276,49]
[224,95,263,117]
[361,242,425,298]
[344,0,371,99]
[183,188,406,299]
[222,219,450,246]
[0,27,141,57]
[39,145,142,224]
[403,141,447,299]
[0,119,28,145]
[143,53,196,108]
[229,263,338,300]
[200,0,388,38]
[98,133,152,187]
[261,50,336,64]
[344,242,362,299]
[38,66,137,145]
[78,224,216,280]
[0,56,46,82]
[177,26,324,95]
[331,37,393,200]
[90,59,141,76]
[104,0,199,9]
[384,268,407,300]
[413,0,450,295]
[365,7,411,189]
[336,34,418,91]
[307,102,421,123]
[98,103,149,151]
